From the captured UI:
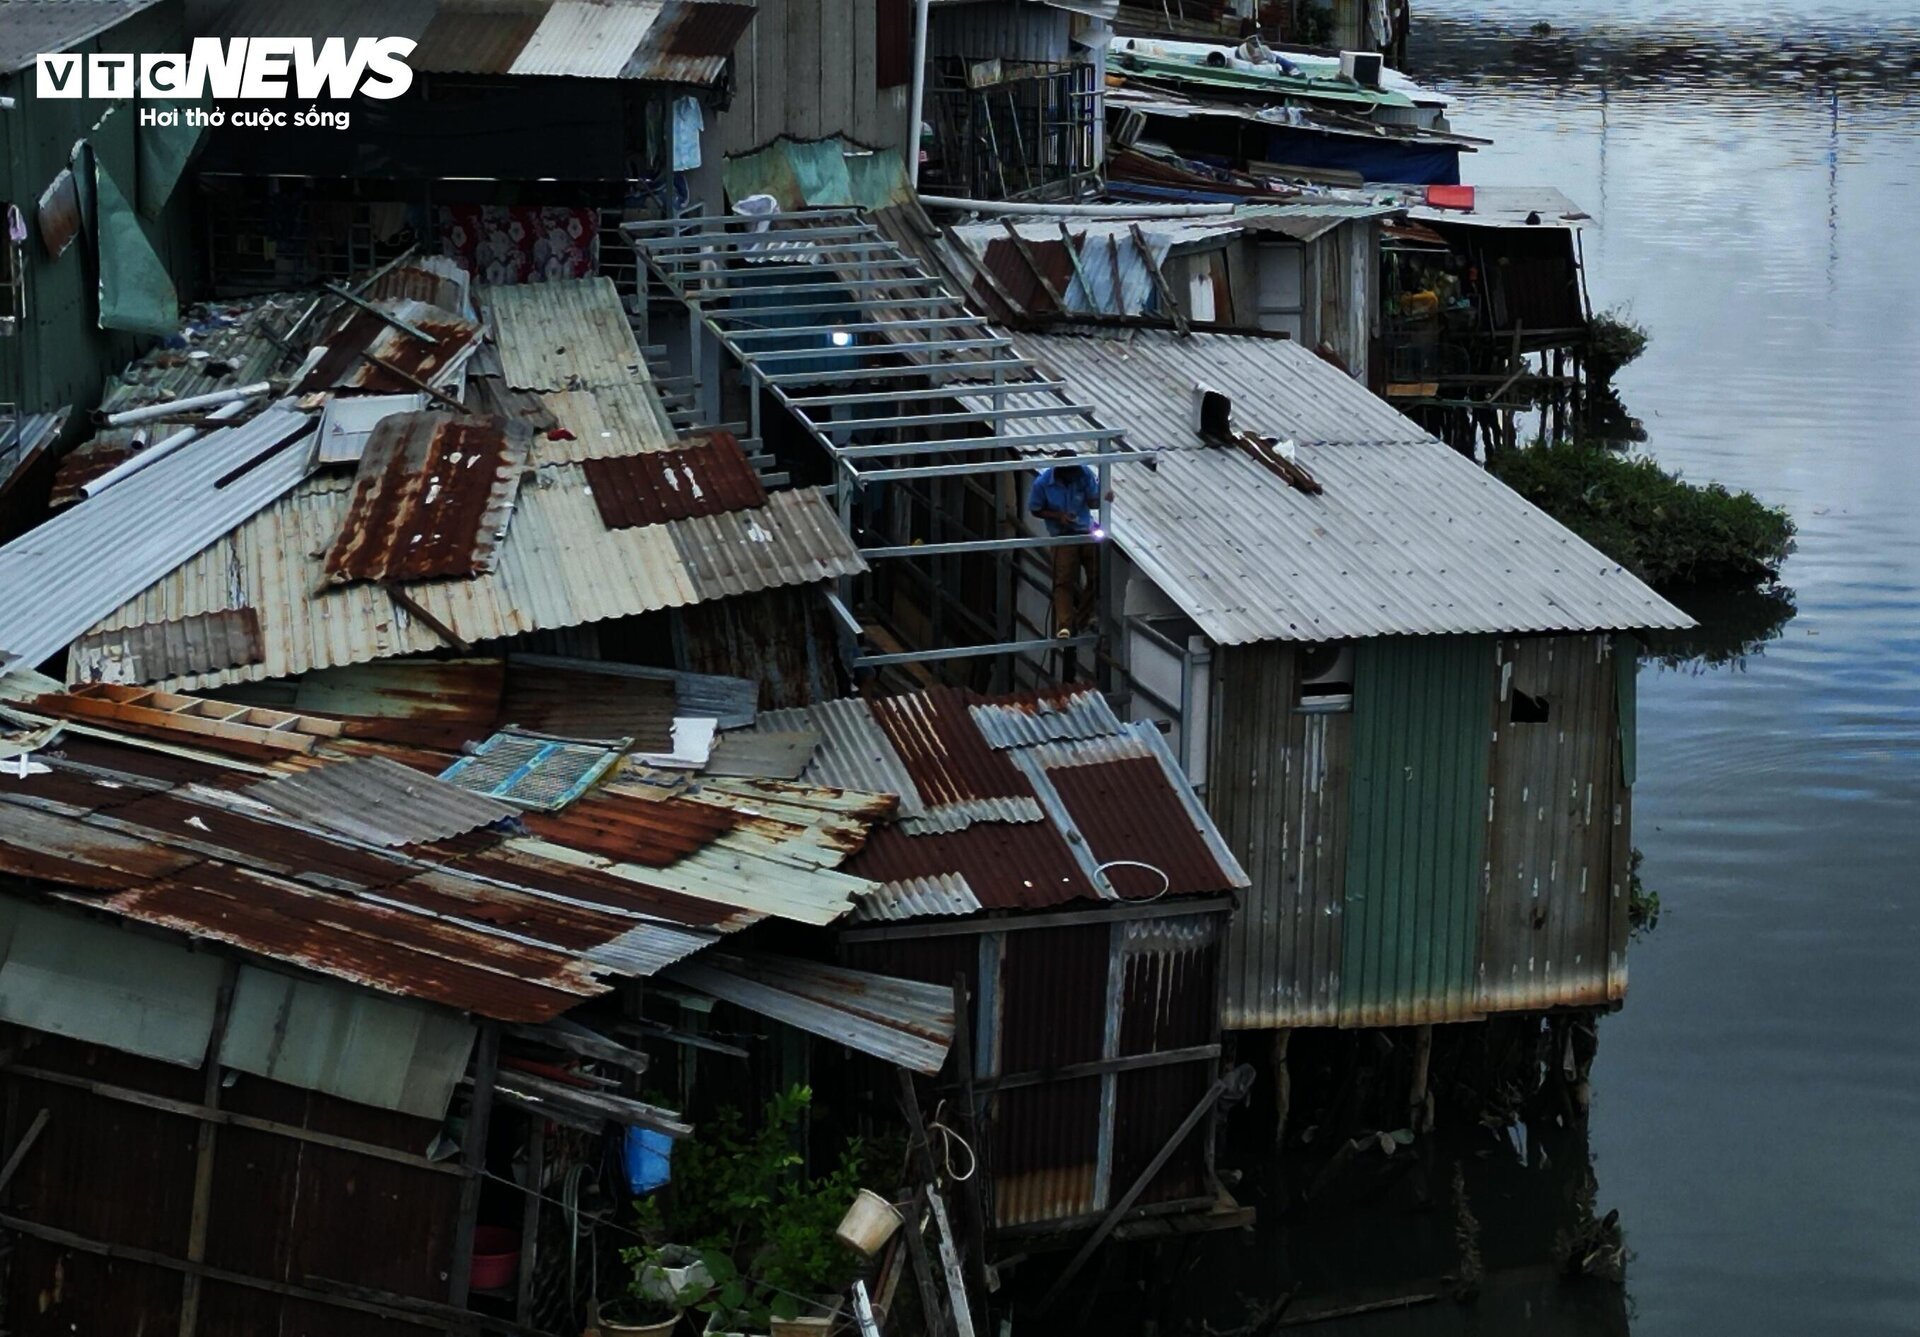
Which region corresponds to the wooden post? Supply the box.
[1036,1069,1240,1313]
[448,1023,501,1309]
[0,1108,49,1195]
[1130,224,1190,336]
[179,960,239,1337]
[949,974,992,1302]
[927,1189,977,1337]
[1409,1024,1434,1134]
[900,1188,952,1337]
[1271,1029,1292,1150]
[513,1117,543,1324]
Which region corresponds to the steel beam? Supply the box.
[760,359,1035,385]
[803,402,1099,431]
[860,533,1101,560]
[834,428,1124,459]
[725,316,992,340]
[853,450,1151,482]
[743,337,1011,363]
[782,380,1068,407]
[854,633,1096,667]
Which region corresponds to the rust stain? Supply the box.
[296,306,481,395]
[870,686,1035,811]
[322,412,528,586]
[521,791,739,868]
[580,431,766,529]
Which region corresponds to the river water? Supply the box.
[1410,4,1920,1333]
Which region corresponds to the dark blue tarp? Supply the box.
[1263,128,1462,186]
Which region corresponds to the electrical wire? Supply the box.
[927,1100,977,1183]
[1096,857,1171,903]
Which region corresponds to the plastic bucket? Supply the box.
[469,1225,521,1292]
[833,1189,903,1256]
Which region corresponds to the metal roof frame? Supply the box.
[622,209,1152,673]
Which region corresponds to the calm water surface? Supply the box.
[1413,4,1920,1333]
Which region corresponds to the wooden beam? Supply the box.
[514,1118,543,1324]
[1000,219,1072,316]
[1130,224,1190,337]
[0,1063,463,1176]
[179,961,238,1337]
[387,584,474,654]
[0,1107,49,1195]
[0,1210,550,1334]
[972,1044,1221,1094]
[1036,1068,1241,1312]
[927,1189,977,1337]
[358,351,467,412]
[447,1021,500,1308]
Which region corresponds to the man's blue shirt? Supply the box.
[1028,465,1097,536]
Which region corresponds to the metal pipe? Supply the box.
[908,0,932,188]
[101,382,270,428]
[82,398,251,498]
[917,195,1238,218]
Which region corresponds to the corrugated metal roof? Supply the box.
[79,475,865,692]
[0,410,68,504]
[246,754,519,846]
[510,0,667,77]
[1005,328,1431,449]
[1117,442,1692,644]
[194,0,750,84]
[500,657,676,750]
[870,688,1045,831]
[486,277,650,392]
[322,412,529,586]
[833,693,1243,921]
[539,383,677,460]
[99,294,301,415]
[969,688,1125,749]
[0,408,314,674]
[296,301,483,394]
[664,952,955,1074]
[511,654,758,730]
[0,723,889,1017]
[0,0,164,72]
[70,609,265,686]
[761,697,930,821]
[992,329,1690,642]
[314,393,428,466]
[704,730,820,780]
[581,432,768,528]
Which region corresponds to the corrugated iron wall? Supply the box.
[1479,635,1628,1014]
[1210,642,1353,1028]
[843,908,1226,1232]
[0,1035,457,1337]
[1338,636,1495,1027]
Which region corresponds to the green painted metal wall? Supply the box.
[1338,635,1495,1026]
[0,0,193,416]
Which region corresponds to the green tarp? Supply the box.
[95,156,178,336]
[137,109,207,219]
[722,134,914,211]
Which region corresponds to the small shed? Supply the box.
[763,684,1252,1236]
[1005,328,1693,1030]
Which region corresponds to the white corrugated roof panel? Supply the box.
[509,0,665,77]
[76,474,865,691]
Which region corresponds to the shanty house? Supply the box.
[997,327,1692,1030]
[0,670,955,1334]
[762,685,1251,1236]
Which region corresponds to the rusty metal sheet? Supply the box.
[870,687,1043,831]
[410,6,545,73]
[93,864,605,1023]
[37,168,80,260]
[848,818,1094,914]
[580,432,767,529]
[48,429,145,508]
[520,790,739,867]
[499,658,676,750]
[296,301,482,395]
[1044,755,1241,900]
[246,754,520,848]
[621,0,756,83]
[284,657,506,749]
[321,412,528,586]
[69,609,265,686]
[665,951,954,1074]
[969,687,1125,750]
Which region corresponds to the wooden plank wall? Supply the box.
[721,0,912,159]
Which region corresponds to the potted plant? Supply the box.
[632,1088,871,1337]
[595,1292,681,1337]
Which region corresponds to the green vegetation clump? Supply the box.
[1586,310,1650,385]
[1489,442,1795,587]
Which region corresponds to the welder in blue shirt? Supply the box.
[1027,461,1101,638]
